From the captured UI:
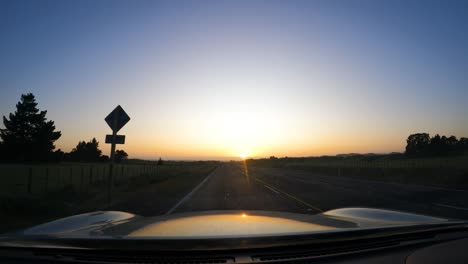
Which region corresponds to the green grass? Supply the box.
[247,156,468,169]
[0,163,162,195]
[0,161,217,234]
[246,156,468,188]
[289,156,468,169]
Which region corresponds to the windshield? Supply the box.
[1,0,467,236]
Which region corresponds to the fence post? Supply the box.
[70,167,73,186]
[121,166,124,185]
[45,167,49,193]
[81,166,84,190]
[27,167,32,194]
[89,166,93,184]
[61,167,65,188]
[145,165,149,182]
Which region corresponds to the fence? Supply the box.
[285,156,468,169]
[0,163,159,195]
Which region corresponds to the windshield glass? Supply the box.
[1,0,467,236]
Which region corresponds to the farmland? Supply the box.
[2,155,468,234]
[246,155,468,188]
[0,161,218,233]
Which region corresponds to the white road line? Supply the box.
[263,184,280,194]
[255,177,323,213]
[435,203,468,211]
[165,166,219,215]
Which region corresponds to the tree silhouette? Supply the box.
[405,133,430,157]
[429,134,443,156]
[445,135,459,155]
[459,138,468,155]
[157,157,164,165]
[406,133,467,157]
[69,138,102,162]
[99,155,110,162]
[0,93,61,162]
[0,142,6,161]
[115,149,128,163]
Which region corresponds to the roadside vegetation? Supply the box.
[247,131,468,189]
[246,154,468,189]
[0,93,217,233]
[0,161,217,233]
[1,92,467,231]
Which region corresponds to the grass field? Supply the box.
[0,162,160,195]
[246,155,468,188]
[248,155,468,169]
[0,161,218,233]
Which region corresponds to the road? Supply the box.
[5,162,468,234]
[170,163,468,220]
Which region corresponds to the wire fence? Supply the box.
[285,157,468,169]
[0,163,158,195]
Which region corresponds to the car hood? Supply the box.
[6,208,450,240]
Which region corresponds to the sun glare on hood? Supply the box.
[128,214,333,238]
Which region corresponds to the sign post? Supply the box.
[105,105,130,207]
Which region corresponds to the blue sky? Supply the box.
[1,0,467,159]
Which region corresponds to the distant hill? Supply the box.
[336,152,402,158]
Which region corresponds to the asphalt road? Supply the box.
[171,163,468,220]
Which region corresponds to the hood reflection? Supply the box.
[129,214,334,237]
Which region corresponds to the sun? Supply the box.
[240,153,248,159]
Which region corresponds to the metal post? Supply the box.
[107,111,118,207]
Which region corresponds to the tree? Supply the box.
[429,134,443,156]
[157,157,164,165]
[114,150,128,163]
[51,149,65,162]
[0,93,61,162]
[405,133,430,157]
[445,135,459,155]
[0,142,6,161]
[459,138,468,155]
[99,155,110,162]
[406,133,465,157]
[429,134,461,156]
[69,138,102,162]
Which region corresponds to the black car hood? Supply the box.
[6,208,449,240]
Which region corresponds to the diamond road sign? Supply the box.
[105,105,130,132]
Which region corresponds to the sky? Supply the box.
[1,0,467,160]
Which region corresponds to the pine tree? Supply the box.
[0,93,61,161]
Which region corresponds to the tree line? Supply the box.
[405,133,468,157]
[0,93,127,163]
[58,138,128,163]
[1,93,467,163]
